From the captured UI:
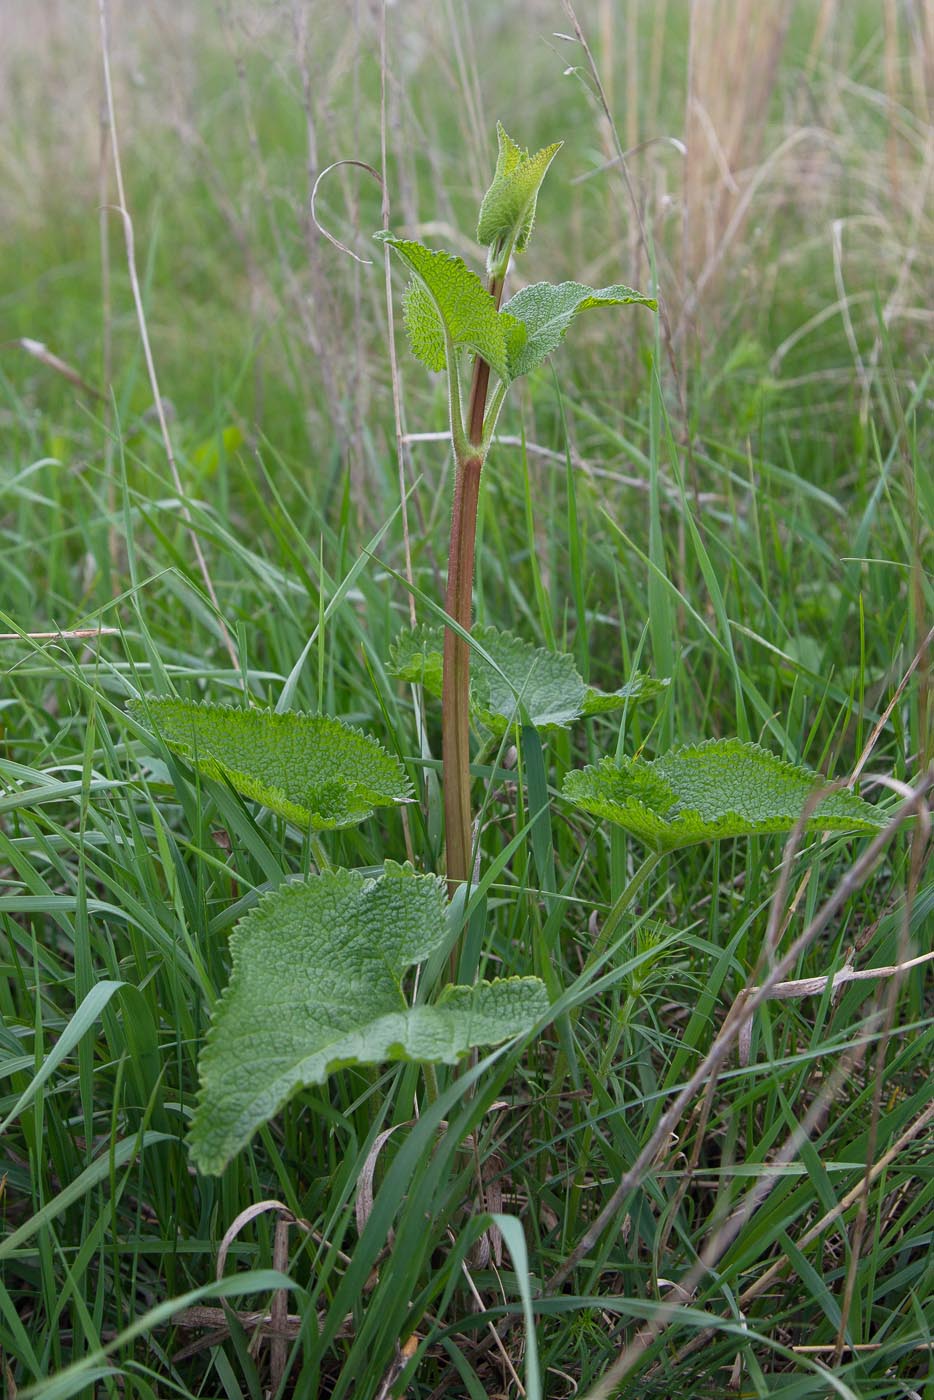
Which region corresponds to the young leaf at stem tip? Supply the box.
[477,121,563,278]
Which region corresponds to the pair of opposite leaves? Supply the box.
[376,123,656,393]
[129,671,880,1176]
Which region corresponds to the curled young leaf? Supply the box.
[477,122,563,277]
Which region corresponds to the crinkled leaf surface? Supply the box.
[402,279,447,372]
[477,122,562,272]
[128,698,410,830]
[504,281,657,380]
[563,739,884,852]
[388,625,446,700]
[579,681,669,716]
[188,862,548,1174]
[375,233,524,379]
[389,625,667,735]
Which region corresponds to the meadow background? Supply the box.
[1,1,932,1397]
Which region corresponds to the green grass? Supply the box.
[1,2,932,1397]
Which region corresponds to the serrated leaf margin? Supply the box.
[563,738,884,852]
[128,696,412,830]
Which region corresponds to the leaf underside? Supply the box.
[503,280,657,380]
[380,234,655,386]
[388,624,667,734]
[128,697,411,830]
[188,862,548,1174]
[563,739,884,852]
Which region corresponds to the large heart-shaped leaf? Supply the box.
[477,122,563,276]
[388,624,667,734]
[503,280,657,380]
[563,739,884,852]
[188,862,549,1174]
[375,233,524,380]
[128,698,411,830]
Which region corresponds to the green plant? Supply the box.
[187,861,547,1175]
[128,696,547,1174]
[564,738,884,851]
[4,27,925,1390]
[377,122,656,889]
[563,738,884,976]
[125,123,885,1189]
[121,126,660,1175]
[387,623,669,734]
[128,697,412,829]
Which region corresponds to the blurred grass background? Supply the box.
[3,1,931,453]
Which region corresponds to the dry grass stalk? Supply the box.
[98,0,240,673]
[682,0,793,300]
[548,771,932,1320]
[5,339,104,402]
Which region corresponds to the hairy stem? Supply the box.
[466,359,492,448]
[441,275,505,898]
[442,452,483,894]
[422,1060,440,1106]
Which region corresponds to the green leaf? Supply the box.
[188,862,548,1173]
[503,280,657,380]
[477,122,563,276]
[388,624,667,735]
[563,739,885,853]
[388,624,446,698]
[128,698,411,830]
[402,278,446,372]
[375,233,523,380]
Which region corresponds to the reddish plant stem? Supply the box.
[466,359,491,447]
[442,452,483,894]
[442,277,504,900]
